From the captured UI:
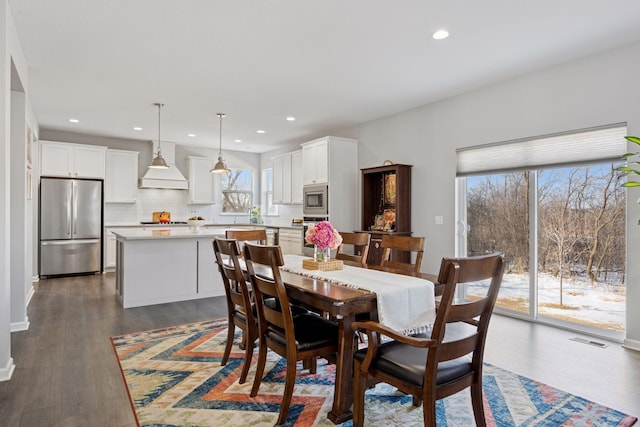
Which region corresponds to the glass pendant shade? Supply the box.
[210,113,230,174]
[149,102,169,169]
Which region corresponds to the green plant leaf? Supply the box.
[617,166,635,172]
[622,181,640,187]
[625,136,640,145]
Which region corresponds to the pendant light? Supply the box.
[211,113,230,173]
[148,102,169,169]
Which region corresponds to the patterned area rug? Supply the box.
[111,319,637,427]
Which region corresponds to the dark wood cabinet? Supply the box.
[359,164,412,265]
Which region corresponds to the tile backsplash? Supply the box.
[104,188,303,226]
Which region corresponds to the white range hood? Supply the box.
[139,141,189,190]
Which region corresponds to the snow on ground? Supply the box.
[467,272,625,331]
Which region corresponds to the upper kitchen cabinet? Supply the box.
[188,156,215,204]
[300,136,357,186]
[272,150,302,204]
[301,136,358,232]
[301,138,328,185]
[105,149,139,203]
[40,140,107,179]
[291,150,303,204]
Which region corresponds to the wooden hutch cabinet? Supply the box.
[359,163,412,265]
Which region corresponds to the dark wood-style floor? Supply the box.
[1,273,638,426]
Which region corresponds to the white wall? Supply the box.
[336,41,640,348]
[1,0,32,381]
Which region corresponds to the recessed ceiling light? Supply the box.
[234,139,242,143]
[256,129,266,134]
[286,116,296,121]
[432,29,449,40]
[133,127,143,131]
[68,118,79,123]
[187,133,196,137]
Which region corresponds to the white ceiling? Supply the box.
[9,1,640,153]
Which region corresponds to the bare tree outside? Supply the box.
[465,162,626,332]
[222,169,253,213]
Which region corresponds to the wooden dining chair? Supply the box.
[352,253,505,427]
[335,232,370,267]
[378,234,425,273]
[225,229,267,256]
[212,237,257,384]
[243,242,339,425]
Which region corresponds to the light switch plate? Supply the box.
[435,216,444,225]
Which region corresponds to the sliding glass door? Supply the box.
[458,162,626,337]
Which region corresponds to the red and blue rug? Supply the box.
[111,319,637,427]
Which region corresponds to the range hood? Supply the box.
[139,141,189,190]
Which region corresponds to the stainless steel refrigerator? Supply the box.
[39,178,103,276]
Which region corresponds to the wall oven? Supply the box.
[303,184,328,216]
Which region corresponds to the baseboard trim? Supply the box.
[0,357,15,382]
[10,317,30,332]
[26,285,34,307]
[623,338,640,352]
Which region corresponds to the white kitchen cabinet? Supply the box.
[301,138,328,185]
[300,136,359,235]
[105,149,138,203]
[291,150,303,204]
[40,140,106,179]
[279,227,303,255]
[272,153,292,204]
[188,157,215,204]
[272,150,302,205]
[105,232,117,269]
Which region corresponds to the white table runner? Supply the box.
[282,254,436,334]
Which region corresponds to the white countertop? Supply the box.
[112,227,227,240]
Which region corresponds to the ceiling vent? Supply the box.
[139,141,188,190]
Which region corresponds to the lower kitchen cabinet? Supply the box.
[279,227,303,255]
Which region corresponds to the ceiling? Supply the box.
[9,1,640,153]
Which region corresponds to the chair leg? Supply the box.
[276,359,298,425]
[221,322,234,366]
[422,399,436,427]
[250,337,268,397]
[352,361,367,427]
[470,382,487,427]
[238,332,254,384]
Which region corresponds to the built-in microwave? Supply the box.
[303,184,328,216]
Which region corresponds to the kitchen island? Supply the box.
[113,227,233,308]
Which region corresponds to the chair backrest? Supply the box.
[243,242,294,351]
[427,253,504,390]
[226,229,268,244]
[336,232,370,267]
[379,234,425,273]
[226,229,268,257]
[212,237,254,325]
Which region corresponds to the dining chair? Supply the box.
[243,242,339,425]
[378,234,425,274]
[335,231,370,267]
[212,237,257,384]
[352,252,505,427]
[225,229,267,256]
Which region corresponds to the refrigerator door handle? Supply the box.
[67,183,73,236]
[41,239,101,246]
[72,180,78,235]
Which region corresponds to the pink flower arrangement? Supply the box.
[305,221,343,250]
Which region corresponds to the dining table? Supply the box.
[277,254,437,424]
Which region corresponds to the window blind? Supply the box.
[456,124,627,176]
